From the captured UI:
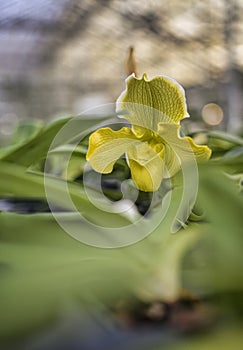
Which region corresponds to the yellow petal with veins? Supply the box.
[158,123,211,177]
[116,73,189,132]
[86,127,138,173]
[127,142,165,192]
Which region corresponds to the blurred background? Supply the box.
[0,0,243,144]
[1,2,243,349]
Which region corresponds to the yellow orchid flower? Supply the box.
[86,74,211,192]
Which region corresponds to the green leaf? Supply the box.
[47,145,87,180]
[0,161,131,228]
[0,115,113,168]
[0,159,204,339]
[0,117,71,167]
[182,165,243,296]
[207,131,243,153]
[218,147,243,174]
[11,120,43,145]
[154,325,243,350]
[0,212,141,339]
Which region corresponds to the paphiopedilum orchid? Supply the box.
[86,74,211,192]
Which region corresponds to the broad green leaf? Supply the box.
[208,131,243,147]
[0,159,205,340]
[11,120,43,145]
[47,145,87,180]
[0,161,131,228]
[207,131,243,153]
[182,165,243,295]
[154,325,243,350]
[0,212,141,340]
[0,115,113,168]
[0,117,71,166]
[217,147,243,174]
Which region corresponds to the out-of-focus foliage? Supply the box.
[155,326,243,350]
[0,116,243,349]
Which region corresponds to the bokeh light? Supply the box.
[201,103,224,126]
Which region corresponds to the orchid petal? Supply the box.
[86,127,138,173]
[116,73,189,132]
[158,123,211,177]
[127,142,165,192]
